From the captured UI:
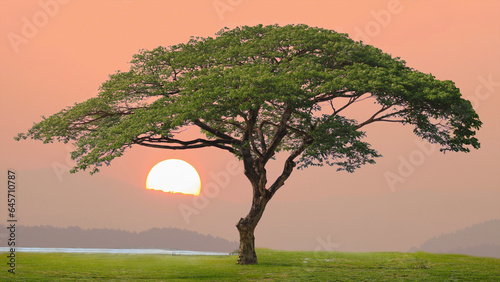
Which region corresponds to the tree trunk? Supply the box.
[236,221,257,264]
[236,196,269,265]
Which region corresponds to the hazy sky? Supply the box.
[1,0,499,252]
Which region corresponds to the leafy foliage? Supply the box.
[17,24,481,176]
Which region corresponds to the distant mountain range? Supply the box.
[409,219,500,258]
[2,225,238,253]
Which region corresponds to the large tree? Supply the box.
[17,24,481,264]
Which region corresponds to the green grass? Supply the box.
[2,249,499,281]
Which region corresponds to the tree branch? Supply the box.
[133,136,236,153]
[240,108,261,189]
[257,122,267,152]
[356,107,408,129]
[312,90,347,103]
[244,108,263,157]
[267,138,310,198]
[193,119,240,143]
[262,105,293,164]
[70,109,138,127]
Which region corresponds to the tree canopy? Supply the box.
[17,24,481,176]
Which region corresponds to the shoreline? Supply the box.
[0,247,231,256]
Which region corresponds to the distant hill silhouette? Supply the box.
[3,225,238,252]
[409,219,500,258]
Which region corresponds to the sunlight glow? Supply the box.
[146,159,201,196]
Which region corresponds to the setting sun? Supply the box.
[146,159,201,195]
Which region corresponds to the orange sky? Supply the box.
[1,0,499,252]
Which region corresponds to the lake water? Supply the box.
[0,247,230,256]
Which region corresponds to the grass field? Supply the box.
[2,249,499,281]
